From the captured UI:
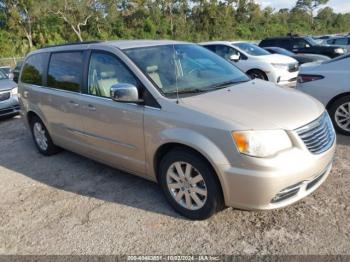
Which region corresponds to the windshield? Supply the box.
[305,37,318,46]
[272,47,294,56]
[124,44,249,97]
[0,70,7,80]
[233,43,270,56]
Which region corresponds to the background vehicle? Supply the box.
[325,36,350,49]
[12,61,23,83]
[201,41,299,86]
[264,47,330,65]
[19,40,335,220]
[0,66,13,79]
[0,70,20,118]
[297,54,350,135]
[259,35,347,58]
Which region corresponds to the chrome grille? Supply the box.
[0,91,10,102]
[296,112,335,154]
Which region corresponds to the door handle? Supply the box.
[87,104,96,111]
[68,101,79,107]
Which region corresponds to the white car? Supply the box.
[296,54,350,135]
[200,41,299,86]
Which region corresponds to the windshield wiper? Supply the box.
[166,88,208,95]
[208,79,249,89]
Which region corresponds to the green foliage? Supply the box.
[0,0,350,57]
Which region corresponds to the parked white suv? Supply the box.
[201,41,299,87]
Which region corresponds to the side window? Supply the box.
[20,53,48,85]
[293,39,309,49]
[47,52,83,92]
[214,45,238,60]
[204,45,216,52]
[334,38,348,45]
[88,52,138,98]
[279,39,291,49]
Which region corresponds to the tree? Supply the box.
[295,0,329,26]
[0,0,42,51]
[46,0,102,42]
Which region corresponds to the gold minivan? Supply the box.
[19,40,336,220]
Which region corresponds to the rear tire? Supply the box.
[30,116,60,155]
[158,149,224,220]
[328,96,350,136]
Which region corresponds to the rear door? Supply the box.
[78,50,146,175]
[39,51,87,148]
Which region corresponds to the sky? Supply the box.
[255,0,350,14]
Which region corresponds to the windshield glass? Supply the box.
[124,44,250,97]
[0,70,7,80]
[305,37,318,46]
[272,47,294,56]
[233,43,270,56]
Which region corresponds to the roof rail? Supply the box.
[41,40,102,49]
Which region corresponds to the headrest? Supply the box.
[100,71,116,79]
[146,65,158,73]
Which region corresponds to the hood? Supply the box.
[294,53,330,61]
[300,61,323,70]
[0,79,17,91]
[181,80,324,130]
[256,54,298,64]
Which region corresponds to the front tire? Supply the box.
[158,149,223,220]
[247,69,267,81]
[328,96,350,136]
[30,116,60,155]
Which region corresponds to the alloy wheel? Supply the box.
[33,122,48,151]
[166,161,207,210]
[335,102,350,132]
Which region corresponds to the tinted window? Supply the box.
[334,38,348,45]
[0,70,7,80]
[260,39,275,47]
[47,52,83,92]
[88,52,138,98]
[214,45,238,60]
[293,39,309,49]
[21,53,48,85]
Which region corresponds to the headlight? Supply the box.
[232,130,292,158]
[11,87,18,95]
[271,63,289,70]
[335,48,345,54]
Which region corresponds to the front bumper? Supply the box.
[218,136,336,210]
[267,68,298,87]
[0,93,20,117]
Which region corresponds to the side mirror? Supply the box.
[305,44,310,48]
[110,83,143,103]
[230,53,240,62]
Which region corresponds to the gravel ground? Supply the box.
[0,116,349,255]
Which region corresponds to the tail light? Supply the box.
[297,74,324,83]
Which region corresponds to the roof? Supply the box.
[29,40,190,56]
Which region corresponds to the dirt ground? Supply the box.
[0,116,349,255]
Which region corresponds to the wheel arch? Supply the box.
[326,92,350,110]
[153,141,227,205]
[246,68,268,80]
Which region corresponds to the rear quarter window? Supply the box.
[47,52,84,92]
[21,53,48,85]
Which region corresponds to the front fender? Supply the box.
[145,127,232,201]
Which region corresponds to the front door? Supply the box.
[78,51,146,175]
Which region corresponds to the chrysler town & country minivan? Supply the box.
[18,40,336,220]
